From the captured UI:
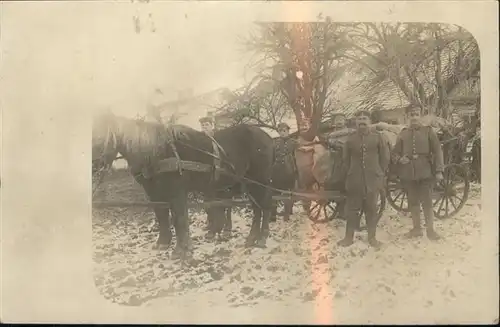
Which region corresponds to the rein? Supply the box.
[175,138,236,172]
[93,120,310,203]
[175,139,297,195]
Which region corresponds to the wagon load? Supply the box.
[326,123,403,149]
[295,123,405,188]
[295,135,331,188]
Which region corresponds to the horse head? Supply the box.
[92,110,119,173]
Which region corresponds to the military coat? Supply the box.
[272,137,298,181]
[342,130,390,196]
[392,125,444,181]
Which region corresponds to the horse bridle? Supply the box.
[92,124,118,196]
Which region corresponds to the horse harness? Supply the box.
[141,128,234,186]
[92,122,324,204]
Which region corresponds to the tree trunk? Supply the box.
[290,23,316,141]
[433,25,447,118]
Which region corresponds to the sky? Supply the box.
[1,1,260,124]
[1,1,489,132]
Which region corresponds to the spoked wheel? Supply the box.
[432,163,470,219]
[307,199,342,223]
[303,182,342,224]
[386,177,410,213]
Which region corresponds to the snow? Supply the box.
[91,172,491,324]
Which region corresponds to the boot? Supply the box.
[335,201,346,220]
[367,225,382,249]
[337,223,355,247]
[405,228,423,239]
[423,200,441,241]
[270,205,277,222]
[283,201,292,222]
[405,207,423,239]
[425,217,441,241]
[426,229,441,241]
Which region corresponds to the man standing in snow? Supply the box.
[199,116,233,238]
[392,107,444,240]
[337,110,390,248]
[270,122,298,222]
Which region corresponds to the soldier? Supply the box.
[332,113,347,131]
[392,107,444,240]
[199,116,216,137]
[327,113,350,219]
[337,110,390,248]
[198,116,232,236]
[271,122,298,221]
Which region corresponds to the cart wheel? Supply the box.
[433,163,470,219]
[386,177,410,213]
[307,200,341,223]
[303,182,342,223]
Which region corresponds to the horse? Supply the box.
[92,111,275,259]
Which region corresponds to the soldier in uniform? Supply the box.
[392,107,444,240]
[271,122,298,221]
[198,116,232,237]
[337,110,390,248]
[199,116,216,137]
[331,113,347,131]
[327,113,350,219]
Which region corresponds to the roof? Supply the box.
[333,35,479,116]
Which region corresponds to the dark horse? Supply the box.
[92,112,274,259]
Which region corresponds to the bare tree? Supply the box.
[239,16,351,139]
[343,23,480,118]
[214,84,293,131]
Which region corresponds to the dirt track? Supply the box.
[92,169,485,322]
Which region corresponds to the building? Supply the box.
[333,35,479,125]
[448,74,480,125]
[148,87,234,128]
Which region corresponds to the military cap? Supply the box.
[277,122,291,130]
[199,116,215,124]
[354,110,371,117]
[331,112,346,118]
[406,106,422,114]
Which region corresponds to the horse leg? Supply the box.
[205,206,225,240]
[222,207,232,240]
[244,204,261,247]
[152,207,173,250]
[170,191,193,260]
[283,199,292,221]
[137,177,172,250]
[259,187,272,247]
[246,184,271,248]
[270,196,278,222]
[204,206,217,241]
[283,178,296,221]
[204,190,226,240]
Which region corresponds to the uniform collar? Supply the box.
[408,123,423,130]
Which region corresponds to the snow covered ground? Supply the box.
[92,171,492,324]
